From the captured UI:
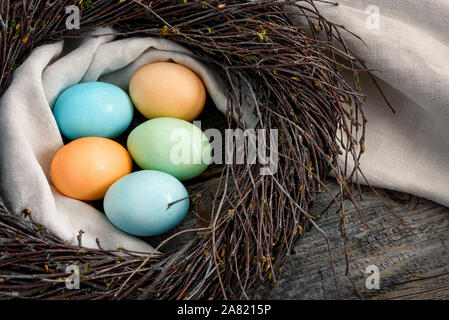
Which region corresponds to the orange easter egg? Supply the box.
[129,62,206,121]
[50,137,133,201]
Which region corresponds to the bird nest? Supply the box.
[0,0,387,299]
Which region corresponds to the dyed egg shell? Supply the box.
[127,117,211,181]
[104,170,189,237]
[50,137,133,201]
[53,82,134,140]
[129,62,206,121]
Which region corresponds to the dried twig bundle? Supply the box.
[0,0,386,299]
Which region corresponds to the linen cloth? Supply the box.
[0,27,246,252]
[288,0,449,207]
[1,1,449,252]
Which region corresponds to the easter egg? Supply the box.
[53,82,134,140]
[50,137,133,201]
[104,170,189,236]
[127,117,211,181]
[129,62,206,121]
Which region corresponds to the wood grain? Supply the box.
[256,181,449,300]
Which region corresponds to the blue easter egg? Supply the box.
[104,170,189,237]
[53,82,134,140]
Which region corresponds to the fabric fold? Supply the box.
[0,27,241,251]
[289,0,449,207]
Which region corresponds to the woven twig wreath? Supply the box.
[0,0,388,299]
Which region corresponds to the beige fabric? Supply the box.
[289,0,449,207]
[0,27,240,251]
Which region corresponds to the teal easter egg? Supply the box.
[104,170,189,237]
[127,117,211,181]
[53,82,134,140]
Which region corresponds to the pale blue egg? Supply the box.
[53,82,134,140]
[104,170,189,237]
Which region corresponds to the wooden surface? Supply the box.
[256,181,449,300]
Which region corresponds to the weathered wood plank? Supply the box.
[257,182,449,300]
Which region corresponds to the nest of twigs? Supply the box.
[0,0,388,300]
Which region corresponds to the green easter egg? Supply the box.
[127,118,211,180]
